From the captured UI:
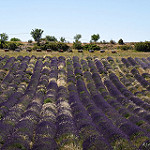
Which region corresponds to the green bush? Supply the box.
[8,42,18,50]
[28,39,33,43]
[83,43,100,50]
[118,38,124,45]
[57,42,69,51]
[110,40,116,44]
[73,41,83,50]
[118,45,133,50]
[32,45,41,50]
[46,36,57,42]
[134,41,150,52]
[40,42,69,51]
[3,42,22,50]
[10,37,21,41]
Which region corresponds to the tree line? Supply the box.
[0,28,125,47]
[1,28,149,52]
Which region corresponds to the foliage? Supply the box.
[83,43,100,50]
[7,42,18,50]
[135,41,150,52]
[100,40,108,44]
[60,37,66,43]
[32,45,41,50]
[46,35,57,42]
[2,41,23,50]
[30,28,44,45]
[118,38,124,45]
[28,39,33,43]
[0,33,8,49]
[40,42,69,51]
[10,37,21,41]
[91,34,100,43]
[118,45,133,50]
[73,41,83,50]
[57,42,69,51]
[74,34,82,42]
[110,39,116,44]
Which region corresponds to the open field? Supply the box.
[0,51,150,149]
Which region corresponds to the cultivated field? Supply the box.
[0,52,150,149]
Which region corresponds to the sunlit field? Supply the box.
[0,50,150,149]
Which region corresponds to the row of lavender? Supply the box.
[0,55,149,149]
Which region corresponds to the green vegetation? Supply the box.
[74,34,82,42]
[46,35,57,42]
[73,34,82,50]
[28,39,33,43]
[60,37,66,43]
[83,43,100,50]
[44,98,53,103]
[90,34,100,43]
[73,41,83,50]
[33,42,69,51]
[3,41,23,50]
[0,33,8,49]
[110,39,116,44]
[10,37,21,41]
[117,45,133,50]
[134,41,150,52]
[30,28,44,46]
[118,38,124,45]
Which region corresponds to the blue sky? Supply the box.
[0,0,150,42]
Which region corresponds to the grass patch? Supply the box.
[44,98,53,104]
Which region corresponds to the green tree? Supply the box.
[118,38,124,45]
[110,39,116,44]
[0,33,8,49]
[10,37,21,41]
[91,34,100,43]
[28,39,33,43]
[60,37,66,43]
[74,34,82,42]
[30,28,44,45]
[46,35,57,42]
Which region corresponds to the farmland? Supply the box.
[0,53,150,150]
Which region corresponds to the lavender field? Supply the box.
[0,55,150,150]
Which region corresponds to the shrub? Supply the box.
[8,42,18,50]
[28,39,33,43]
[46,36,57,42]
[3,42,22,50]
[83,43,100,50]
[10,37,21,41]
[73,41,83,50]
[110,40,116,44]
[118,39,124,45]
[57,42,69,51]
[118,45,133,50]
[135,41,150,52]
[32,45,41,50]
[40,42,69,51]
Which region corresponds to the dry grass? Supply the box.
[0,49,149,59]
